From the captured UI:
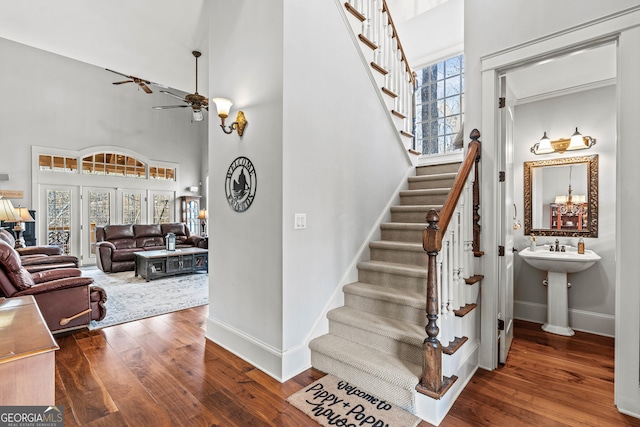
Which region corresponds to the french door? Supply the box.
[40,185,80,257]
[82,187,116,264]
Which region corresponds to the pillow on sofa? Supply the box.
[104,224,135,241]
[0,240,35,291]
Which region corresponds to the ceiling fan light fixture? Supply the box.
[192,109,204,122]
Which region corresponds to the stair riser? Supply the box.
[408,178,456,190]
[345,292,425,326]
[416,163,460,175]
[391,210,433,224]
[310,352,415,411]
[358,268,426,294]
[380,227,423,243]
[400,193,449,206]
[329,320,423,366]
[370,247,428,267]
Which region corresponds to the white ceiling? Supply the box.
[0,1,616,103]
[506,42,617,103]
[0,0,209,94]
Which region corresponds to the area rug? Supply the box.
[81,268,209,329]
[287,374,420,427]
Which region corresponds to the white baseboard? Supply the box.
[205,317,311,383]
[514,300,614,337]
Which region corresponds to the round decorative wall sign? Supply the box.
[225,156,257,212]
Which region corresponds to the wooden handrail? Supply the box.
[424,129,481,249]
[381,0,415,85]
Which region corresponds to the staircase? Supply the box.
[310,161,481,425]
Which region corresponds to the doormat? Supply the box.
[287,374,420,427]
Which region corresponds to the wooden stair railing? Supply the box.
[416,129,482,399]
[343,0,416,138]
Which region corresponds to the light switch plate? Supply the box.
[294,213,306,229]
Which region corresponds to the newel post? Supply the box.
[416,209,444,397]
[470,129,482,255]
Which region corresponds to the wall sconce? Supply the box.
[531,128,596,155]
[197,209,208,236]
[212,98,247,136]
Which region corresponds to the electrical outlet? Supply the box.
[294,213,306,229]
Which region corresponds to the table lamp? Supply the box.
[12,206,35,248]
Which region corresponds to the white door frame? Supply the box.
[479,7,640,417]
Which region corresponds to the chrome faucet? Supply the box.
[555,239,560,252]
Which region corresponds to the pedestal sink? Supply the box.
[519,245,601,336]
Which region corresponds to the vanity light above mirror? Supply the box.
[530,128,596,155]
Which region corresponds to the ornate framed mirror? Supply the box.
[524,154,598,237]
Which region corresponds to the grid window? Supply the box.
[414,55,464,155]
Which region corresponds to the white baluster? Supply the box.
[451,211,460,312]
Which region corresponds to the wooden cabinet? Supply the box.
[179,196,200,235]
[0,296,59,406]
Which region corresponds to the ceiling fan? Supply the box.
[106,69,165,94]
[153,51,208,122]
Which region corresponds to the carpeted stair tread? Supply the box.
[309,334,422,390]
[390,205,441,213]
[380,222,428,232]
[357,260,427,278]
[408,172,457,183]
[328,306,424,347]
[344,282,425,309]
[399,188,451,197]
[369,240,424,252]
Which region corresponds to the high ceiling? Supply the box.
[0,0,209,94]
[0,1,614,105]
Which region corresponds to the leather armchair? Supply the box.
[0,240,106,333]
[0,229,79,273]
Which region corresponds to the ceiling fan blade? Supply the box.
[139,83,153,94]
[106,69,131,79]
[152,105,190,110]
[112,80,134,85]
[160,90,188,103]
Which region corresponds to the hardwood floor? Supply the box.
[54,308,640,426]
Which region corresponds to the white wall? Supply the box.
[0,37,206,212]
[396,0,463,68]
[513,85,616,336]
[206,0,411,380]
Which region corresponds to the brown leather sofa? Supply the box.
[0,229,79,273]
[0,240,107,333]
[95,223,204,273]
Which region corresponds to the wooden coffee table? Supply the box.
[134,247,208,282]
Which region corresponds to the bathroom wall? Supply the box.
[513,84,616,336]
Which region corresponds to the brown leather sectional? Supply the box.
[0,240,107,333]
[95,223,205,273]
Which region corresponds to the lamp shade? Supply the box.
[198,209,208,220]
[212,98,233,118]
[536,132,553,154]
[0,197,21,222]
[569,127,585,149]
[15,207,34,222]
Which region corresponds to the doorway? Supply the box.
[481,38,618,369]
